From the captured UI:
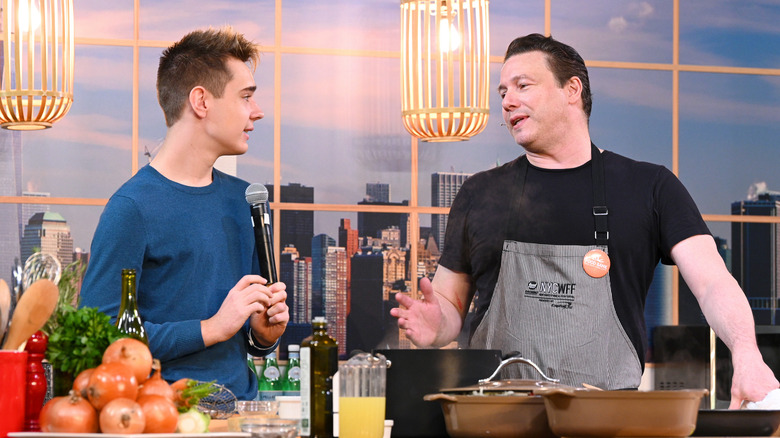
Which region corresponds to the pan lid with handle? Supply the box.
[439,354,574,394]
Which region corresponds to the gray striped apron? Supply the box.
[470,144,642,389]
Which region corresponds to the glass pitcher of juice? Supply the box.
[338,352,387,438]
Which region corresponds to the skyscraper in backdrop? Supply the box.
[19,192,51,238]
[324,246,348,356]
[278,246,312,353]
[357,200,409,248]
[280,246,299,322]
[311,233,336,319]
[365,182,390,203]
[0,129,22,285]
[730,183,780,325]
[294,256,312,323]
[20,212,75,267]
[339,219,359,314]
[431,172,471,252]
[267,183,314,258]
[347,252,386,352]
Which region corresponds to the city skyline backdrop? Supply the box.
[3,1,778,249]
[1,1,779,338]
[15,176,780,357]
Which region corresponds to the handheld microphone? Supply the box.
[245,183,278,284]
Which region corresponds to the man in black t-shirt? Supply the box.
[390,33,778,405]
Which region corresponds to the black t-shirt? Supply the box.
[439,149,711,365]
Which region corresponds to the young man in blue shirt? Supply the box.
[81,27,288,401]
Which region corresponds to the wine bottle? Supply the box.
[115,269,149,344]
[300,317,338,437]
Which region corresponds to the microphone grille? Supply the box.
[245,183,269,204]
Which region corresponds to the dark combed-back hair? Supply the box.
[157,26,260,127]
[504,33,592,119]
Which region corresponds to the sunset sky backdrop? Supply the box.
[8,0,780,251]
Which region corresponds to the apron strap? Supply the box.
[506,157,528,242]
[591,143,609,246]
[505,144,609,247]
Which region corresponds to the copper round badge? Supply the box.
[583,249,610,278]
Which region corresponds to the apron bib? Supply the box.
[470,145,642,389]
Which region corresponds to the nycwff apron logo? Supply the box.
[524,280,576,309]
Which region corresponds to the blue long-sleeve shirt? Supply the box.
[80,165,272,400]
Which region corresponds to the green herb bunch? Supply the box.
[45,306,125,376]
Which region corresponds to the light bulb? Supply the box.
[18,1,42,33]
[439,19,461,52]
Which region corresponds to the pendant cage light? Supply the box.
[0,0,74,130]
[401,0,489,142]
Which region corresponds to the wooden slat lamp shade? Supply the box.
[401,0,490,142]
[0,0,74,130]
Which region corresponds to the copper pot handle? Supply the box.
[423,393,458,402]
[533,387,577,397]
[478,355,560,384]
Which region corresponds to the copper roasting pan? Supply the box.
[426,355,709,438]
[424,378,565,438]
[423,356,569,438]
[536,387,708,437]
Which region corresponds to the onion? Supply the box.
[72,368,94,399]
[99,397,146,434]
[102,337,153,384]
[39,390,99,433]
[138,394,179,433]
[87,362,139,411]
[138,359,175,402]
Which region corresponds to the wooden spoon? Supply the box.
[0,279,10,342]
[1,279,59,351]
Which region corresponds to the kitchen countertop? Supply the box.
[209,415,772,438]
[208,420,230,432]
[208,419,757,438]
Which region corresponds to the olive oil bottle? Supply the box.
[115,268,149,344]
[300,317,338,437]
